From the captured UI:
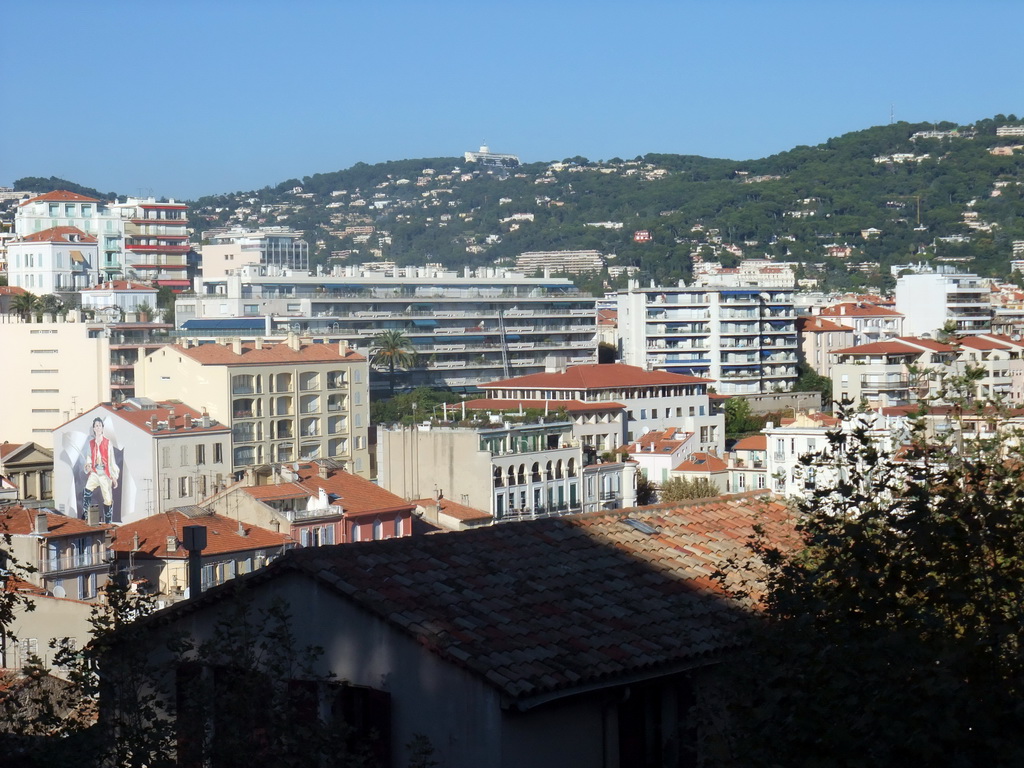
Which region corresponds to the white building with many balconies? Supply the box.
[617,281,799,395]
[175,264,597,393]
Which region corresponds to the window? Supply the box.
[181,445,189,465]
[164,478,172,500]
[162,446,172,466]
[196,444,206,465]
[179,477,191,497]
[214,443,223,463]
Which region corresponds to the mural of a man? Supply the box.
[83,417,119,523]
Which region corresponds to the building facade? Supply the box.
[135,336,371,478]
[0,316,111,448]
[200,226,310,277]
[52,399,232,524]
[6,226,101,293]
[895,268,993,337]
[174,263,597,392]
[617,281,799,395]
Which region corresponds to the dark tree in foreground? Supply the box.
[713,410,1024,767]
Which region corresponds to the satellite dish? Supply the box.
[52,585,66,598]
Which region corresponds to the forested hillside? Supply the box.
[17,115,1024,291]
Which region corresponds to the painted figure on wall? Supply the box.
[83,417,119,523]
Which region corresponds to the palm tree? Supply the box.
[370,329,416,396]
[10,291,39,321]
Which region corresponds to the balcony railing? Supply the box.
[38,551,105,574]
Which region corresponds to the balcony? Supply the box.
[38,551,105,574]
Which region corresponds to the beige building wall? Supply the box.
[135,340,371,477]
[4,596,95,672]
[199,242,261,279]
[379,427,494,509]
[0,317,110,449]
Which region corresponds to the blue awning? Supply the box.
[182,318,266,330]
[411,318,437,327]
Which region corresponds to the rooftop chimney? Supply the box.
[34,512,48,535]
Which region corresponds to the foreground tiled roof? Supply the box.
[275,497,796,702]
[482,363,712,390]
[110,510,291,558]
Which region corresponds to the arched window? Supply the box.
[493,466,503,487]
[567,458,577,478]
[517,464,526,485]
[555,460,563,479]
[545,461,553,480]
[531,462,541,482]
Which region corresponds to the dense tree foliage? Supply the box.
[714,410,1024,766]
[658,476,721,502]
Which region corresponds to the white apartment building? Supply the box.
[478,363,723,451]
[135,335,371,478]
[691,259,797,289]
[378,418,637,520]
[52,399,232,524]
[6,226,101,293]
[200,226,309,277]
[617,281,799,395]
[0,316,111,448]
[15,190,188,285]
[515,250,606,275]
[797,315,855,378]
[175,263,597,392]
[952,334,1024,403]
[80,280,159,318]
[765,412,840,498]
[894,268,992,336]
[818,302,904,346]
[830,337,957,408]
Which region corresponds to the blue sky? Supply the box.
[4,1,1022,201]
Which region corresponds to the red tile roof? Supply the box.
[482,363,712,390]
[733,435,767,451]
[81,281,157,292]
[833,337,954,356]
[18,226,97,244]
[174,342,365,366]
[674,452,729,473]
[0,286,28,296]
[110,510,291,559]
[19,190,102,205]
[0,507,112,538]
[820,303,903,318]
[797,316,855,333]
[0,442,24,460]
[620,428,694,454]
[412,497,491,522]
[85,402,229,435]
[272,497,797,702]
[957,334,1024,351]
[243,464,414,517]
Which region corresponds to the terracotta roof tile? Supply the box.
[412,497,492,522]
[266,497,795,701]
[673,452,729,473]
[820,303,903,318]
[733,435,767,451]
[243,464,414,517]
[18,226,97,244]
[110,510,291,558]
[0,507,113,538]
[19,190,102,205]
